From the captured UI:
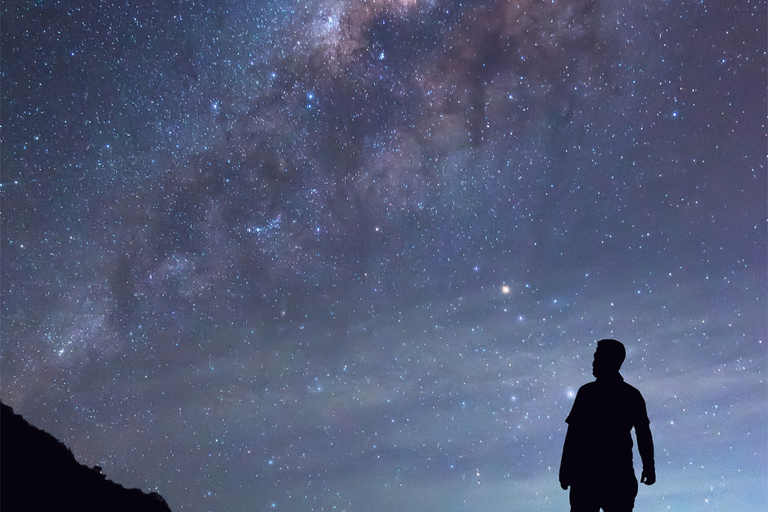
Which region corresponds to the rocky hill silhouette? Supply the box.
[1,401,172,511]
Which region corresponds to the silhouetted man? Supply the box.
[559,339,655,511]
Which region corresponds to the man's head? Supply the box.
[592,338,626,378]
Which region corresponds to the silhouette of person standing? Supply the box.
[559,339,655,511]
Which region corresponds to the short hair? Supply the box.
[597,339,626,370]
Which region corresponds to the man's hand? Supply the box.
[641,467,656,485]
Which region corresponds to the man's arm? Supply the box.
[559,425,575,490]
[636,422,655,485]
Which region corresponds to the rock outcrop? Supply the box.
[1,401,171,512]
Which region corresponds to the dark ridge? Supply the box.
[1,401,172,512]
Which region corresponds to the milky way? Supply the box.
[2,1,766,511]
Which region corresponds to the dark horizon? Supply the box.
[1,401,172,512]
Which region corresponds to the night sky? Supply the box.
[1,1,766,511]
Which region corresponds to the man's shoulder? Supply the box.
[618,380,645,397]
[577,379,645,399]
[616,380,649,415]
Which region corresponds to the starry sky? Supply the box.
[1,0,766,511]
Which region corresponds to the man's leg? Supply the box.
[601,472,638,512]
[569,485,600,512]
